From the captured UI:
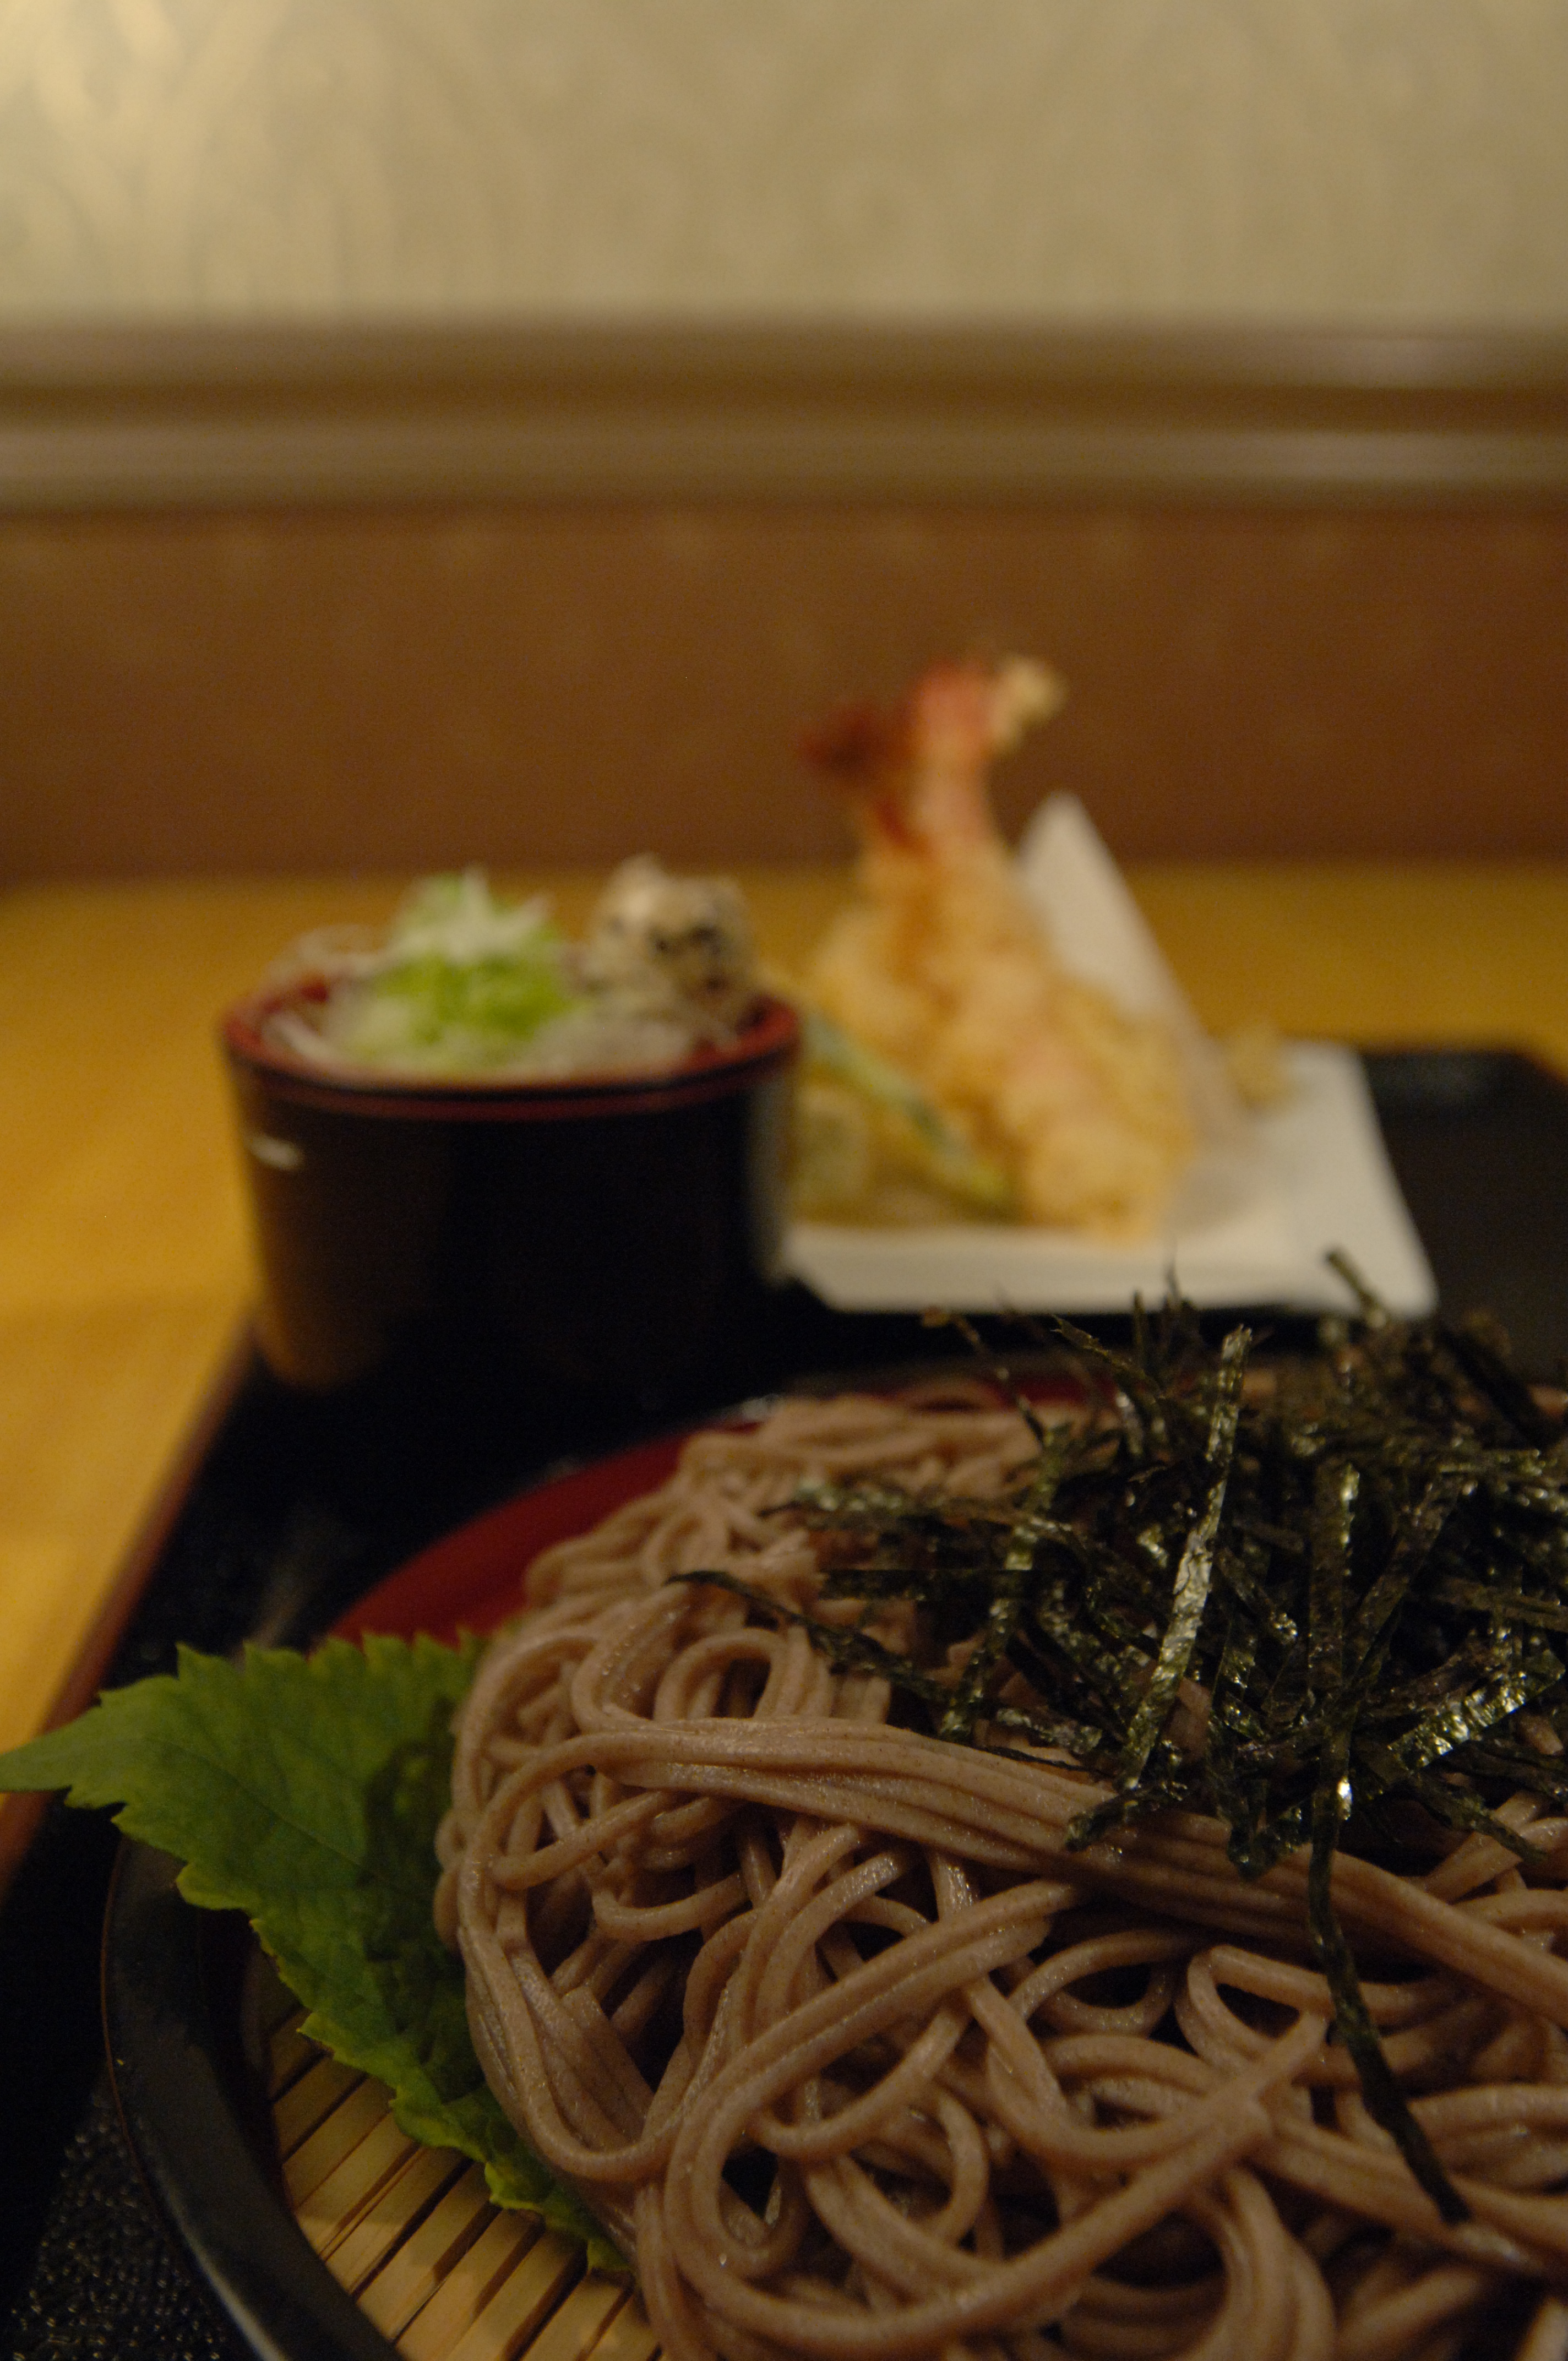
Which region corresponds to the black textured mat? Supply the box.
[4,2079,244,2361]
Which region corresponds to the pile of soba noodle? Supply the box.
[435,1388,1568,2361]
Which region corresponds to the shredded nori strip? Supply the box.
[1117,1325,1250,1781]
[678,1272,1568,2222]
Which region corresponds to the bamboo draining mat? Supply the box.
[261,1967,654,2361]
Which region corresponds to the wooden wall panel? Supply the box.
[1,498,1564,877]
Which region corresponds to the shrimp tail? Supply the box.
[797,697,911,784]
[802,657,1065,853]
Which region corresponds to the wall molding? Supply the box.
[2,320,1566,511]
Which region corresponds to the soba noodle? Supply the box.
[435,1390,1568,2361]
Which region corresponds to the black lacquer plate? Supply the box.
[5,1047,1567,2358]
[102,1844,396,2361]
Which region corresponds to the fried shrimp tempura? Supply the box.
[803,656,1195,1241]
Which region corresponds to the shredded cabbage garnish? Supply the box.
[375,871,563,969]
[263,862,760,1081]
[301,872,582,1075]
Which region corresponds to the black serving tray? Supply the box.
[1358,1048,1568,1379]
[2,1047,1566,2358]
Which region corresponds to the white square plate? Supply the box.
[785,1042,1436,1318]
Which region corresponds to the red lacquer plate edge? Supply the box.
[330,1373,1086,1651]
[331,1428,712,1647]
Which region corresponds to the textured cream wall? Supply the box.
[1,0,1566,324]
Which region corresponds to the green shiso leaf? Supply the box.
[0,1635,620,2274]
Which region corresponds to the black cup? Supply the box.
[222,991,801,1432]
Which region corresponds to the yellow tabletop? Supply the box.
[3,860,1567,1761]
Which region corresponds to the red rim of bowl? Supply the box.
[221,986,801,1121]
